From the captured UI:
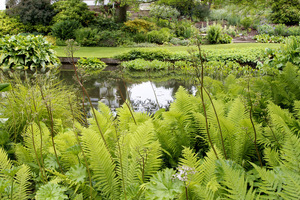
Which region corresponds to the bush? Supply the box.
[207,23,222,44]
[174,20,196,39]
[52,0,95,26]
[123,19,156,34]
[253,34,285,43]
[77,57,106,73]
[287,26,300,36]
[132,32,148,43]
[0,11,25,36]
[257,24,275,35]
[121,58,172,71]
[75,28,98,46]
[274,24,288,36]
[192,2,210,21]
[147,28,171,44]
[169,38,190,46]
[149,4,180,20]
[97,30,133,47]
[270,0,300,25]
[0,35,60,70]
[240,17,253,29]
[219,34,232,44]
[7,0,56,26]
[51,20,81,41]
[91,16,121,31]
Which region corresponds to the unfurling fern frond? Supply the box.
[14,164,31,200]
[81,128,119,199]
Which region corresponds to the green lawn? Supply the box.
[53,43,280,58]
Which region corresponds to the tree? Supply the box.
[270,0,300,25]
[52,0,95,26]
[7,0,56,26]
[95,0,142,22]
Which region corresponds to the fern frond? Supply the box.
[294,101,300,119]
[0,147,12,172]
[219,160,256,199]
[263,147,280,168]
[252,164,283,199]
[14,164,31,200]
[280,133,300,174]
[81,128,119,199]
[280,168,300,200]
[179,147,202,183]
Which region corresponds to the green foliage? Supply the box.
[7,0,56,26]
[254,34,285,43]
[0,83,11,92]
[121,58,172,71]
[123,18,156,34]
[75,28,98,46]
[207,23,232,44]
[35,182,68,200]
[147,28,172,44]
[270,0,300,25]
[77,57,107,73]
[192,2,210,21]
[0,34,60,70]
[240,17,253,29]
[157,0,194,16]
[174,20,197,39]
[145,168,184,199]
[0,11,25,36]
[149,4,180,20]
[51,20,81,41]
[257,24,275,35]
[97,30,132,47]
[274,24,288,36]
[52,0,95,26]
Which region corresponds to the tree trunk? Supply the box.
[116,4,128,23]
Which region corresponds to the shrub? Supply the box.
[132,32,148,43]
[219,34,232,44]
[274,24,288,36]
[287,26,300,36]
[7,0,56,26]
[75,28,98,46]
[0,35,60,70]
[207,23,222,44]
[121,58,172,71]
[240,17,253,30]
[97,30,132,47]
[169,38,190,46]
[192,2,210,20]
[51,20,81,41]
[77,57,107,73]
[270,0,300,25]
[253,34,285,43]
[149,4,180,20]
[123,19,156,33]
[226,14,241,26]
[0,11,25,36]
[223,25,237,37]
[174,20,196,39]
[91,16,121,31]
[52,0,95,26]
[147,28,171,44]
[257,24,275,35]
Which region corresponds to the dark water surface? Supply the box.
[59,69,195,113]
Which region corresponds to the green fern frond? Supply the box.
[0,147,12,173]
[81,128,119,199]
[252,164,283,199]
[294,101,300,119]
[179,147,202,183]
[280,168,300,200]
[280,133,300,174]
[219,160,256,199]
[263,147,280,168]
[14,164,31,200]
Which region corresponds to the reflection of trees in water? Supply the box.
[131,98,171,113]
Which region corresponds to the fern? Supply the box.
[81,128,120,199]
[0,147,12,173]
[280,133,300,174]
[14,164,31,200]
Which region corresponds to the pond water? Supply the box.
[59,68,196,113]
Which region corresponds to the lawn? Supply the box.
[54,43,281,58]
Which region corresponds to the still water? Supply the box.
[60,69,196,113]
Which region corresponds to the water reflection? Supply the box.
[60,69,195,113]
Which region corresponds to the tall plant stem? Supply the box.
[68,97,93,200]
[39,88,64,174]
[81,89,88,127]
[196,40,218,159]
[117,82,137,125]
[148,73,160,109]
[31,90,47,182]
[70,51,111,155]
[247,76,263,168]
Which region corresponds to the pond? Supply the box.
[59,67,196,113]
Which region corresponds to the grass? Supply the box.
[54,43,280,58]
